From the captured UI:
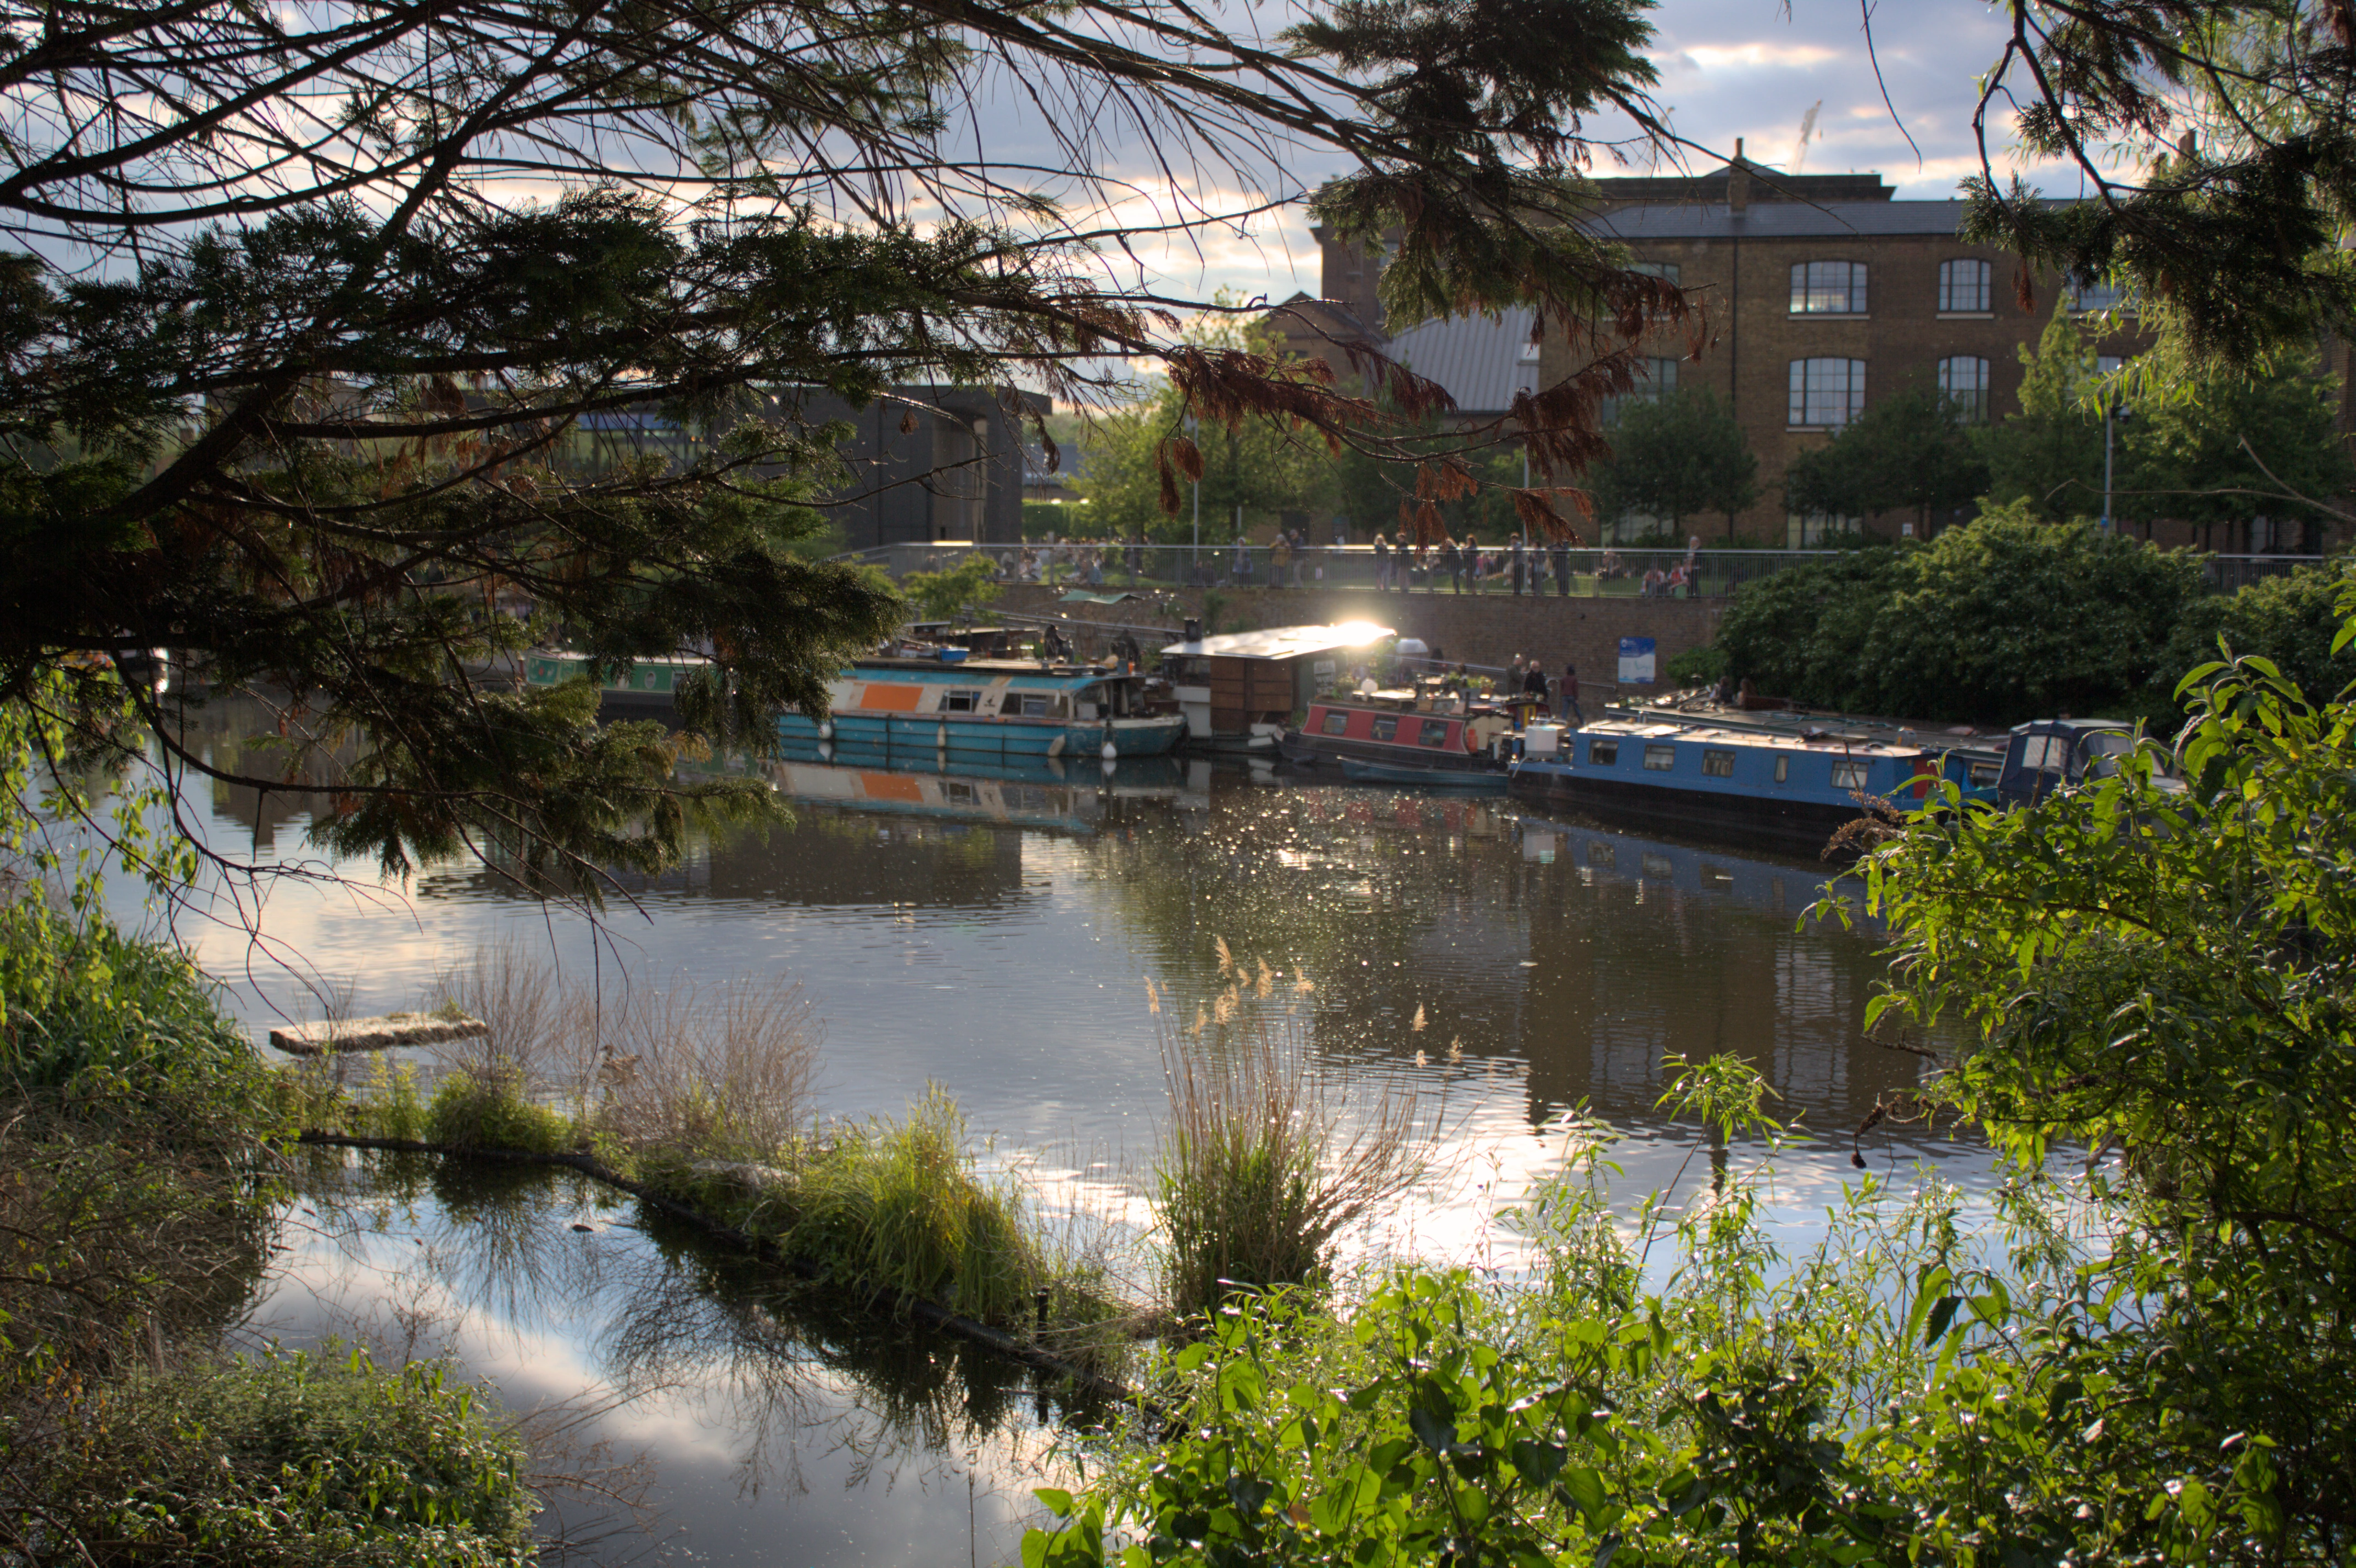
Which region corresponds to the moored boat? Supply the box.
[778,655,1185,758]
[1158,621,1394,751]
[1280,690,1531,774]
[525,648,708,710]
[1508,716,1942,852]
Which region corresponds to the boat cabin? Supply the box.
[1158,621,1394,751]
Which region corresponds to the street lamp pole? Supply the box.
[2100,395,2131,531]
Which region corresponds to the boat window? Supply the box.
[942,688,981,713]
[1643,744,1677,771]
[1773,754,1790,783]
[1321,710,1350,736]
[1642,854,1674,878]
[1701,748,1735,777]
[1588,842,1615,866]
[2016,734,2063,772]
[1587,737,1618,765]
[942,782,977,804]
[1007,693,1051,718]
[1418,720,1451,748]
[1830,759,1869,789]
[1969,760,2001,786]
[1371,716,1399,742]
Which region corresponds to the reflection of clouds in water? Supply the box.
[245,1156,1070,1566]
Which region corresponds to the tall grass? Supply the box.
[769,1085,1045,1323]
[1153,950,1433,1319]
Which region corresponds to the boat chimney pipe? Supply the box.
[1183,617,1203,643]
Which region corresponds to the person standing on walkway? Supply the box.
[1270,529,1292,589]
[1510,535,1526,596]
[1558,662,1584,727]
[1551,536,1572,596]
[1442,535,1463,593]
[1373,530,1391,592]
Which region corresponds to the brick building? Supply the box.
[1278,151,2163,546]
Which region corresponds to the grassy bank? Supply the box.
[0,905,535,1566]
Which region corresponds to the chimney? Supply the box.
[1727,137,1749,212]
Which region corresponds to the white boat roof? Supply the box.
[1159,621,1396,660]
[1584,716,1923,758]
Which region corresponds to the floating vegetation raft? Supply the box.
[269,1012,489,1055]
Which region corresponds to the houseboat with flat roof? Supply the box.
[777,656,1185,759]
[1158,621,1394,751]
[1509,716,1940,852]
[525,649,710,712]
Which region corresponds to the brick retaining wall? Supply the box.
[987,583,1725,692]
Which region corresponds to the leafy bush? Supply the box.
[1716,509,2209,724]
[1663,642,1726,687]
[4,1346,534,1566]
[2154,562,2356,710]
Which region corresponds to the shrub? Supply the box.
[1665,642,1726,688]
[1716,509,2208,724]
[3,1346,535,1566]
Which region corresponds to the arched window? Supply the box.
[1790,261,1867,314]
[1938,259,1991,313]
[1789,358,1865,427]
[1936,355,1990,421]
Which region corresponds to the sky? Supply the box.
[1115,0,2091,312]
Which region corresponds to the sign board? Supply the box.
[1617,636,1656,685]
[1312,659,1336,677]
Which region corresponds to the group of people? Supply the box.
[1347,652,1585,727]
[1369,531,1578,596]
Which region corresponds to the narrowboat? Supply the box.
[525,649,708,710]
[1279,691,1531,775]
[1158,621,1394,751]
[1508,718,1941,852]
[777,656,1185,758]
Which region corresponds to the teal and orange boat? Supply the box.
[778,656,1186,759]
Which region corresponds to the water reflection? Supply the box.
[148,692,1956,1202]
[257,1151,1075,1566]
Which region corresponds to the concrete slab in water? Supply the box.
[268,1014,489,1056]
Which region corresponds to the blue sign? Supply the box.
[1617,636,1657,685]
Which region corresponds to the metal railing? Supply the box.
[834,541,2336,598]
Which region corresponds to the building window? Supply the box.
[1632,261,1682,285]
[2072,278,2129,315]
[1788,509,1864,547]
[1587,737,1619,765]
[1788,357,1866,427]
[1936,355,1990,421]
[1599,356,1681,425]
[1938,259,1991,313]
[1790,261,1868,314]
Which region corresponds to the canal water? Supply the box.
[125,694,1974,1563]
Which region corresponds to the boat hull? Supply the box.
[1282,731,1503,774]
[778,710,1186,758]
[1507,765,1868,854]
[1340,758,1508,790]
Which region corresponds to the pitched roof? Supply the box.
[1381,307,1540,416]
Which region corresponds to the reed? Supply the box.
[1152,959,1432,1319]
[771,1085,1046,1324]
[587,973,818,1164]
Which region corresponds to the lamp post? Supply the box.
[1187,412,1201,579]
[2101,395,2131,530]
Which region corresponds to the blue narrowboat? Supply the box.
[778,657,1187,759]
[1508,718,1941,851]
